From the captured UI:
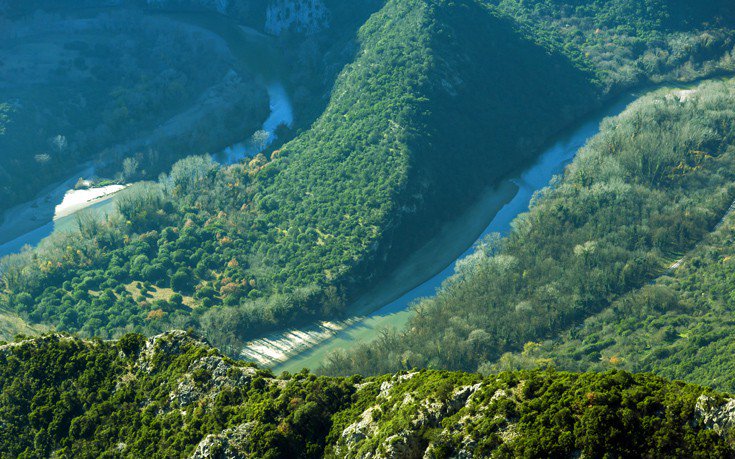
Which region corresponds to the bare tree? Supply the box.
[50,135,68,153]
[122,157,140,181]
[251,130,271,152]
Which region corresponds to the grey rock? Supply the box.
[190,422,257,459]
[695,394,735,435]
[265,0,330,36]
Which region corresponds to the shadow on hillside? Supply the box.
[373,0,601,284]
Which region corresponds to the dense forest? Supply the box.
[2,332,735,458]
[321,78,735,376]
[2,0,734,354]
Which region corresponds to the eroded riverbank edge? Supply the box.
[242,179,519,367]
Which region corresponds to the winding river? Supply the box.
[270,79,729,372]
[255,91,648,373]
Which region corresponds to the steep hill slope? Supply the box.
[2,332,735,458]
[0,0,597,347]
[521,199,735,393]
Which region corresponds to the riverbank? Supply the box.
[0,163,93,248]
[275,79,735,372]
[241,179,519,367]
[0,180,129,259]
[54,185,128,220]
[257,85,659,372]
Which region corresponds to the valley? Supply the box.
[245,86,644,370]
[270,78,735,373]
[0,6,271,218]
[3,0,735,353]
[322,76,735,377]
[2,1,735,456]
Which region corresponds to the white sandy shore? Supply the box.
[0,12,270,255]
[241,318,364,366]
[54,185,128,220]
[0,164,94,247]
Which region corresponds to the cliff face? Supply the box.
[2,332,735,458]
[265,0,329,35]
[146,0,230,14]
[145,0,331,35]
[2,0,331,36]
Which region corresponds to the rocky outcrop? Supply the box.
[340,405,382,451]
[695,395,735,435]
[332,374,482,458]
[423,385,518,458]
[169,354,256,406]
[132,331,257,408]
[190,422,258,459]
[265,0,329,36]
[380,432,423,459]
[137,330,204,373]
[5,332,735,457]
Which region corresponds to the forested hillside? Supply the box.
[322,78,735,376]
[518,195,735,394]
[489,0,735,90]
[4,2,735,457]
[2,0,733,353]
[2,332,735,458]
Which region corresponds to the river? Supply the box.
[271,79,730,372]
[260,90,647,373]
[0,11,294,259]
[0,8,720,371]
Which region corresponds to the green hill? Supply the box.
[3,2,735,457]
[2,332,735,458]
[517,191,735,394]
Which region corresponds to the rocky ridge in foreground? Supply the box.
[2,331,735,457]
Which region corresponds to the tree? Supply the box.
[170,293,183,307]
[50,135,67,153]
[251,129,271,152]
[0,103,9,136]
[34,153,51,165]
[122,157,140,181]
[170,269,194,293]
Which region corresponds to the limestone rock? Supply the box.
[265,0,329,36]
[695,395,735,435]
[190,422,256,459]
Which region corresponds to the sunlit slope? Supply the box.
[0,308,46,341]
